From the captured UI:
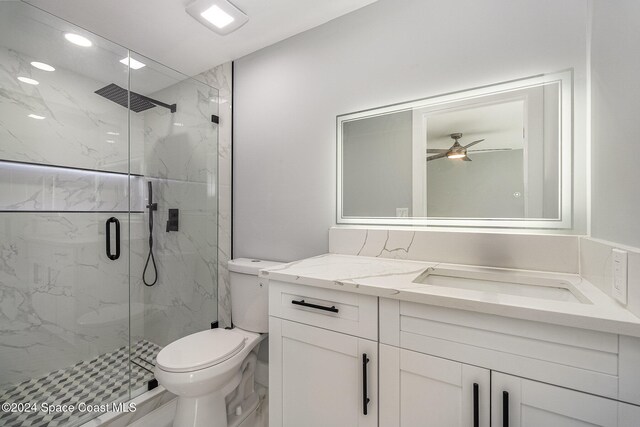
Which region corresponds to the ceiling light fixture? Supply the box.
[28,114,46,120]
[119,57,146,70]
[201,5,234,28]
[31,62,55,72]
[186,0,249,35]
[17,76,39,85]
[106,140,115,144]
[65,33,92,47]
[106,131,120,136]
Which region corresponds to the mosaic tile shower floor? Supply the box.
[0,340,162,427]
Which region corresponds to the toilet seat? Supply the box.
[156,329,246,373]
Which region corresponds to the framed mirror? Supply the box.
[337,71,572,229]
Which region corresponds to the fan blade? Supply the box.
[468,148,513,152]
[462,156,472,162]
[463,139,485,149]
[426,149,448,154]
[426,153,447,161]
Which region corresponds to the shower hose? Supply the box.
[143,182,158,286]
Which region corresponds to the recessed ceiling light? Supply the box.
[119,57,146,70]
[186,0,249,35]
[18,76,39,85]
[201,5,234,28]
[28,114,46,120]
[173,122,184,127]
[31,62,55,72]
[106,131,120,136]
[106,140,115,144]
[65,33,92,47]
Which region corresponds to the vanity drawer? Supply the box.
[268,280,378,340]
[380,299,622,401]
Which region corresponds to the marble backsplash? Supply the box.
[329,227,580,273]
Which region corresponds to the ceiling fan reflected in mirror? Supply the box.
[426,133,512,162]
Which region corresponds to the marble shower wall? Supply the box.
[0,45,144,175]
[197,62,233,328]
[0,34,222,388]
[0,43,142,387]
[0,213,135,387]
[133,69,219,347]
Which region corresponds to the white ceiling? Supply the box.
[26,0,379,77]
[427,100,525,151]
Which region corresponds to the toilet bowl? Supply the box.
[154,328,265,427]
[154,258,282,427]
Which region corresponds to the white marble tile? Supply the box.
[132,70,220,345]
[0,44,228,408]
[0,45,140,175]
[329,227,580,273]
[0,162,144,211]
[0,213,131,387]
[197,62,232,328]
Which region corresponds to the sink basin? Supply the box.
[413,267,591,304]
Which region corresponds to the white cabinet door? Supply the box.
[380,344,490,427]
[269,317,378,427]
[618,401,640,427]
[491,372,618,427]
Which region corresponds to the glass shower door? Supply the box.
[0,3,136,426]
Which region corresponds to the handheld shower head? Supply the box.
[143,181,158,286]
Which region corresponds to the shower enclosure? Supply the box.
[0,2,218,426]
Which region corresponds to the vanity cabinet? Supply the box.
[268,279,640,427]
[379,344,490,427]
[491,372,620,427]
[269,281,379,427]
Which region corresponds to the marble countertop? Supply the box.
[259,253,640,337]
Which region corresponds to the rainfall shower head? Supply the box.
[95,83,177,113]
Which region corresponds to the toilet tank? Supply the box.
[228,258,283,333]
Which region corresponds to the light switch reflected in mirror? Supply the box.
[338,71,572,229]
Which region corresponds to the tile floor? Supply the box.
[0,340,162,427]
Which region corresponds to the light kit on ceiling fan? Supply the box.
[427,133,485,162]
[426,132,516,162]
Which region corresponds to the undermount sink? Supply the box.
[413,267,591,304]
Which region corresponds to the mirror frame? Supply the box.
[336,70,573,229]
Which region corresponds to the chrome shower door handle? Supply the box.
[106,217,121,260]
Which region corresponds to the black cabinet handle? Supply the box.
[291,299,339,313]
[503,391,509,427]
[362,353,370,415]
[473,383,479,427]
[106,217,120,260]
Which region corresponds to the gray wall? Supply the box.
[427,150,525,218]
[590,0,640,248]
[342,111,413,217]
[233,0,589,262]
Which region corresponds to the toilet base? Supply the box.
[173,391,228,427]
[228,392,259,427]
[172,371,242,427]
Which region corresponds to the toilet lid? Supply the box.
[156,329,246,373]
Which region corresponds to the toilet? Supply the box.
[154,258,282,427]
